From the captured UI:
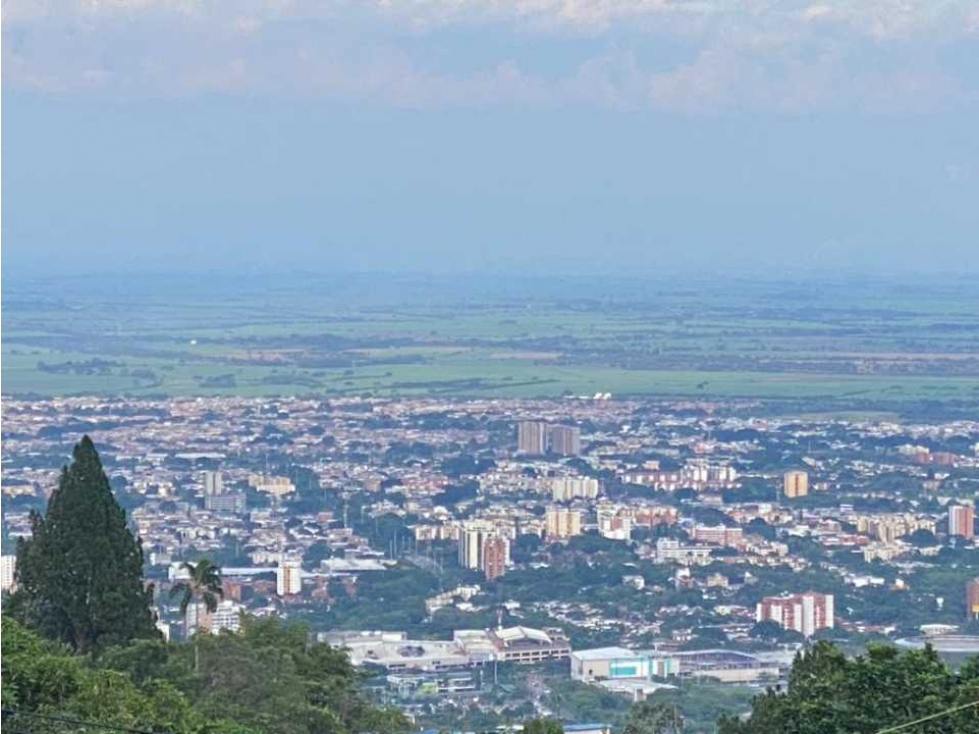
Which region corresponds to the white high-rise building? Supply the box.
[1,555,17,592]
[204,470,225,496]
[458,520,496,570]
[276,560,303,596]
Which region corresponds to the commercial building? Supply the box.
[546,507,583,539]
[276,559,303,596]
[551,477,600,502]
[673,650,781,683]
[550,425,582,456]
[571,647,651,683]
[756,592,834,637]
[328,631,474,672]
[517,421,548,454]
[327,625,570,670]
[783,470,809,499]
[489,626,572,664]
[949,505,975,539]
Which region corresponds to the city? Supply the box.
[3,394,977,729]
[4,0,979,731]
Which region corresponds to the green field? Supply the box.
[3,274,978,411]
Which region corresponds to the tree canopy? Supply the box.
[718,641,979,734]
[7,436,157,653]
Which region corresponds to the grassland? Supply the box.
[3,273,978,412]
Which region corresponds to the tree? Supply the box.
[169,558,223,672]
[623,700,683,734]
[717,641,979,734]
[7,436,157,653]
[523,717,564,734]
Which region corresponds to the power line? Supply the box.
[875,699,979,734]
[1,709,166,734]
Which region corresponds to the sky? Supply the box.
[3,0,978,278]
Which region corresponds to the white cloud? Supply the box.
[2,0,976,110]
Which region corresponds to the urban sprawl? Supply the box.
[2,395,978,726]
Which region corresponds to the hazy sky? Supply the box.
[3,1,978,277]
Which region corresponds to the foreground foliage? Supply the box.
[718,641,979,734]
[7,436,157,653]
[2,615,411,734]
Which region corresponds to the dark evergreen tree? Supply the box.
[7,436,157,653]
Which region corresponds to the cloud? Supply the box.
[2,0,977,111]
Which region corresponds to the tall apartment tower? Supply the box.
[545,507,583,539]
[550,425,582,456]
[756,592,834,637]
[482,536,509,580]
[204,470,225,496]
[276,560,302,596]
[966,578,979,620]
[517,421,548,454]
[458,521,509,579]
[949,505,975,539]
[782,470,809,499]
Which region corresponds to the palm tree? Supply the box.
[169,558,223,671]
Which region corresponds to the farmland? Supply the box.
[3,273,978,415]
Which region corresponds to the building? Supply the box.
[329,631,474,672]
[690,525,743,547]
[1,555,16,592]
[489,626,571,664]
[550,425,582,456]
[276,560,302,596]
[546,507,583,539]
[517,421,548,454]
[756,592,834,637]
[203,470,224,496]
[782,470,809,499]
[949,505,975,539]
[459,521,510,579]
[653,538,713,566]
[673,650,781,684]
[551,477,600,502]
[571,647,651,682]
[204,493,247,513]
[855,513,936,543]
[209,599,244,633]
[967,578,979,620]
[482,536,509,580]
[597,506,632,541]
[248,474,296,499]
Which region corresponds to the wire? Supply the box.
[875,699,979,734]
[1,708,166,734]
